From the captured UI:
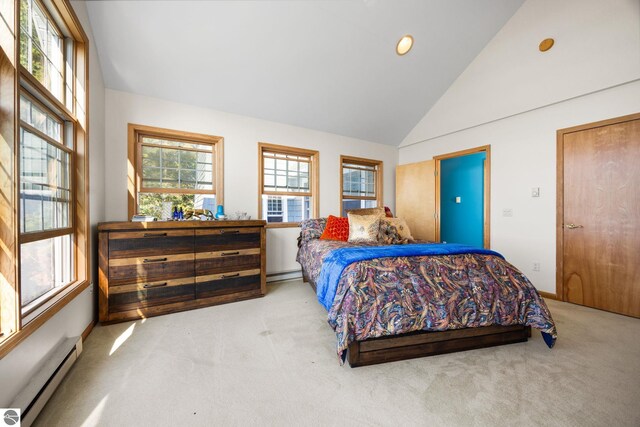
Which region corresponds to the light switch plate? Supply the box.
[532,187,540,197]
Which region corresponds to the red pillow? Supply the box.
[320,215,349,241]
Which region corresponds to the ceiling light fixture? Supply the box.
[539,38,555,52]
[396,35,414,56]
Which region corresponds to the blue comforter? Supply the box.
[316,243,504,311]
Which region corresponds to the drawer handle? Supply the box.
[143,257,168,263]
[220,230,240,234]
[143,232,167,237]
[221,251,240,256]
[143,282,168,289]
[221,273,240,279]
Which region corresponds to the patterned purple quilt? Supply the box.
[297,239,557,361]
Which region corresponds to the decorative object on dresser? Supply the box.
[98,220,266,323]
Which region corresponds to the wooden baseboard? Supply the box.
[81,321,95,342]
[538,291,558,300]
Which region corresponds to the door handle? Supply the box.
[565,223,584,229]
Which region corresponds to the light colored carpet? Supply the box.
[35,279,640,426]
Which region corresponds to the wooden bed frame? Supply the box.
[303,270,531,368]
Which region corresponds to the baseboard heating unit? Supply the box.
[266,269,302,283]
[10,336,83,426]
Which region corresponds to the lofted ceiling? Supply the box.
[86,0,524,145]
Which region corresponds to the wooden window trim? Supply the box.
[127,123,224,219]
[19,227,73,244]
[19,67,75,121]
[258,142,319,228]
[0,0,90,360]
[340,155,383,216]
[20,121,70,152]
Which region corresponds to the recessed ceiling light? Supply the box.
[396,35,413,56]
[539,38,555,52]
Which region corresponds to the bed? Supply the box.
[296,218,557,367]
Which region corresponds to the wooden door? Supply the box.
[559,114,640,318]
[396,160,435,241]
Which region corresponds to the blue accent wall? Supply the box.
[440,152,485,247]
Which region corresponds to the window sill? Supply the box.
[0,278,90,360]
[265,222,302,229]
[21,278,84,324]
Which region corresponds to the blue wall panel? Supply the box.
[440,152,485,247]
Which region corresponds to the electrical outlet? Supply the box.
[502,208,513,217]
[533,262,540,272]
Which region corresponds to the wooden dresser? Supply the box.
[98,220,266,323]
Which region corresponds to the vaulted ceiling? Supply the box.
[86,0,524,145]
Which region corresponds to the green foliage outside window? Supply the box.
[138,193,195,219]
[19,0,45,83]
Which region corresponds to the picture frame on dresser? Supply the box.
[98,220,267,324]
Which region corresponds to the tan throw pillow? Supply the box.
[378,218,413,244]
[348,213,382,243]
[389,218,412,240]
[345,206,385,217]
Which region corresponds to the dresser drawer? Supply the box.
[109,277,195,313]
[109,229,194,259]
[195,269,261,299]
[195,248,261,275]
[195,228,261,252]
[108,253,194,285]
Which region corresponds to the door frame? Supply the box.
[434,145,491,249]
[556,112,640,301]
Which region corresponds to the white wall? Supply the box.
[0,1,106,407]
[103,89,398,274]
[401,0,640,146]
[399,0,640,294]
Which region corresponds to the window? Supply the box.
[20,95,70,234]
[1,0,90,355]
[258,143,319,226]
[340,156,383,216]
[19,95,74,308]
[266,196,283,222]
[128,124,224,219]
[19,0,65,102]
